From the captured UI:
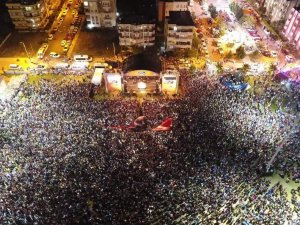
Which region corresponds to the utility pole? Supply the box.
[113,42,116,56]
[20,42,31,62]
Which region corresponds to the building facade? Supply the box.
[118,17,156,47]
[165,11,194,50]
[264,0,300,23]
[283,7,300,50]
[6,0,50,30]
[83,0,117,28]
[158,0,189,22]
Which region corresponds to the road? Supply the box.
[43,0,83,59]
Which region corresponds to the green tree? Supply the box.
[229,2,244,20]
[192,33,201,49]
[208,4,218,19]
[236,46,246,59]
[268,63,277,75]
[188,49,198,58]
[216,62,223,74]
[189,64,196,74]
[242,63,250,74]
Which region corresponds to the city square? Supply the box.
[0,0,300,224]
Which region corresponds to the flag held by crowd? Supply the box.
[152,117,173,131]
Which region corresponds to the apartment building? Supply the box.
[283,7,300,50]
[118,16,156,47]
[165,11,194,50]
[6,0,50,30]
[83,0,117,28]
[158,0,189,22]
[264,0,300,22]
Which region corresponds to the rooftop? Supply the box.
[119,15,156,24]
[7,0,39,4]
[160,0,189,2]
[168,11,194,26]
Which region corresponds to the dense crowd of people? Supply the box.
[0,71,299,225]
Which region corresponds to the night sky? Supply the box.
[117,0,157,19]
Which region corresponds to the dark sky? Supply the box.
[117,0,157,18]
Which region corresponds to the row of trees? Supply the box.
[229,2,244,20]
[208,4,218,19]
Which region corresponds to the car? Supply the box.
[66,40,71,46]
[68,0,73,3]
[72,10,77,15]
[36,65,46,69]
[285,55,294,62]
[48,34,53,40]
[271,51,278,57]
[59,17,64,22]
[282,49,290,55]
[75,3,79,8]
[41,43,48,49]
[53,27,58,31]
[63,46,69,52]
[61,40,66,46]
[261,50,271,57]
[9,64,22,70]
[62,9,68,16]
[50,52,60,58]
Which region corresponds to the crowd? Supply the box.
[0,72,299,225]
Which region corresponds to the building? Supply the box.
[264,0,300,23]
[283,7,300,50]
[165,11,194,50]
[6,0,50,30]
[83,0,117,28]
[158,0,189,22]
[118,16,156,47]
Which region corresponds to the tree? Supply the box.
[236,46,246,59]
[187,49,198,58]
[216,62,223,74]
[268,63,277,75]
[242,63,250,74]
[229,2,244,20]
[192,33,201,49]
[208,4,218,19]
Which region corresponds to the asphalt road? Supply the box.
[44,0,83,58]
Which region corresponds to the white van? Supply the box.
[74,54,93,62]
[94,62,108,68]
[9,64,22,70]
[70,62,89,70]
[55,63,69,69]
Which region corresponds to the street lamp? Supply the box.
[20,41,31,62]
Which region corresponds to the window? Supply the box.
[102,1,110,7]
[84,1,88,7]
[25,6,32,11]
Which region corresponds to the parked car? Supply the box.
[61,40,66,46]
[50,52,60,58]
[271,51,278,57]
[48,34,53,40]
[9,64,23,70]
[285,55,294,62]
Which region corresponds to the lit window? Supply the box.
[84,1,88,7]
[25,6,32,11]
